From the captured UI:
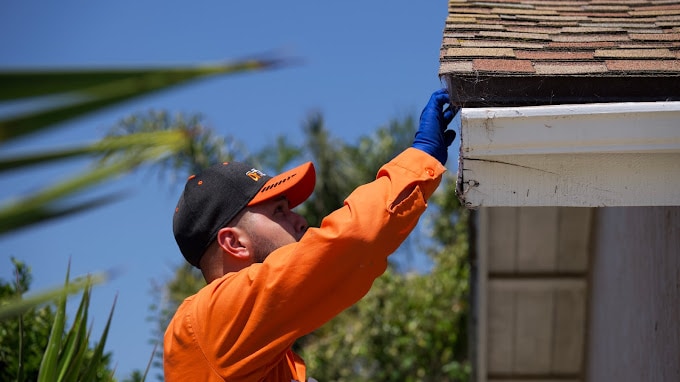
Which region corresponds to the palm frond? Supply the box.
[0,57,286,143]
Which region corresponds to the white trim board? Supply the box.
[457,102,680,207]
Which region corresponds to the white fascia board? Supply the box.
[462,102,680,156]
[457,101,680,207]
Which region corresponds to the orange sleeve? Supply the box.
[164,148,446,381]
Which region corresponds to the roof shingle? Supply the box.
[439,0,680,106]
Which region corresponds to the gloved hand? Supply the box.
[412,88,459,165]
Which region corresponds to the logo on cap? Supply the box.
[246,168,266,181]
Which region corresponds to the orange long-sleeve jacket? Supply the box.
[163,148,446,381]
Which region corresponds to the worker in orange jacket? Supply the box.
[164,89,458,381]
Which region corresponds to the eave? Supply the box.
[439,0,680,207]
[456,101,680,207]
[445,74,680,107]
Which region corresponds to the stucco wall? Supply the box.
[587,207,680,381]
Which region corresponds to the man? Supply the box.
[164,89,458,381]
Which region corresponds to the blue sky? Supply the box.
[0,0,453,378]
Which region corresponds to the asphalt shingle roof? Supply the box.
[439,0,680,106]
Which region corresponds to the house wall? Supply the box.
[475,206,680,382]
[586,207,680,382]
[477,207,591,382]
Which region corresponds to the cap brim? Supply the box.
[247,162,316,208]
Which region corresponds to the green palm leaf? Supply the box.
[36,266,70,382]
[0,57,285,143]
[0,55,287,381]
[0,129,186,173]
[56,285,90,381]
[0,130,186,236]
[80,294,116,382]
[0,270,107,321]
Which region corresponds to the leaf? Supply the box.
[0,193,127,237]
[56,281,90,381]
[0,129,186,173]
[0,57,286,143]
[0,271,107,320]
[80,293,117,382]
[36,264,70,382]
[0,58,285,101]
[0,130,186,237]
[141,344,158,382]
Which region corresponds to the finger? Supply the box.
[429,90,450,108]
[433,92,450,107]
[444,103,458,124]
[443,108,454,125]
[444,129,456,146]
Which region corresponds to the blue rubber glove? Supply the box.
[412,89,459,165]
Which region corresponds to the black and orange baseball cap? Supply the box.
[173,161,316,267]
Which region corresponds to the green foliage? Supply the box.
[0,259,46,382]
[0,58,281,236]
[0,259,115,382]
[1,57,283,381]
[0,59,284,143]
[121,370,146,382]
[104,110,248,177]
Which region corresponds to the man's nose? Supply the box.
[291,211,308,234]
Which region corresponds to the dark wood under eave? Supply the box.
[442,74,680,107]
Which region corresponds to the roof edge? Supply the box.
[441,74,680,107]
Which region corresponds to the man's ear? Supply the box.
[216,226,250,260]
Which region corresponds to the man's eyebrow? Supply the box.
[272,196,290,207]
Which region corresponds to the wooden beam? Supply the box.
[445,76,680,107]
